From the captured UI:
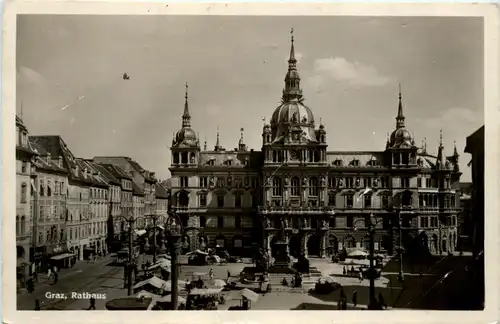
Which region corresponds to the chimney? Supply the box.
[151,172,156,178]
[58,156,63,167]
[47,152,51,164]
[84,168,88,179]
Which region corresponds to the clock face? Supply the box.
[290,150,299,160]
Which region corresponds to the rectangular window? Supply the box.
[381,195,389,208]
[235,216,241,229]
[417,178,422,188]
[346,216,353,228]
[401,177,410,188]
[180,177,188,187]
[21,162,27,174]
[199,177,208,188]
[329,218,336,228]
[381,177,387,188]
[426,178,431,188]
[346,177,354,188]
[217,195,224,208]
[200,216,206,228]
[40,180,45,196]
[199,194,207,207]
[234,195,242,208]
[217,178,225,188]
[364,195,372,208]
[363,178,371,188]
[345,195,354,208]
[328,193,336,207]
[217,216,224,228]
[21,183,27,203]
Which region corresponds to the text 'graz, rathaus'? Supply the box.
[169,31,461,260]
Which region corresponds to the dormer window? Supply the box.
[351,158,360,167]
[368,156,378,166]
[207,159,215,166]
[224,160,232,166]
[244,158,249,166]
[333,158,343,167]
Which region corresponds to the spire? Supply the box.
[424,137,427,153]
[282,28,303,102]
[238,127,246,151]
[385,132,390,149]
[204,137,207,151]
[436,129,446,169]
[396,83,405,129]
[214,127,222,151]
[453,140,460,172]
[182,82,191,127]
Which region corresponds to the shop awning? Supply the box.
[51,253,76,261]
[241,288,259,302]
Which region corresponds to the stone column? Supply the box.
[320,233,327,258]
[303,234,309,258]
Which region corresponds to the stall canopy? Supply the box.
[186,250,208,256]
[147,259,172,271]
[348,250,368,257]
[240,288,259,302]
[136,290,186,304]
[189,288,223,296]
[51,253,76,261]
[133,276,169,290]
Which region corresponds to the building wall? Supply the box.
[132,194,145,226]
[33,171,68,256]
[89,186,108,254]
[66,183,90,260]
[16,159,32,262]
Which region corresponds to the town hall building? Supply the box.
[168,31,462,259]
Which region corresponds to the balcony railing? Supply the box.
[258,205,335,215]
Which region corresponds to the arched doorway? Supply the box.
[442,238,447,253]
[363,236,371,251]
[328,234,338,255]
[270,236,279,258]
[17,246,25,260]
[289,235,302,258]
[344,236,356,249]
[307,233,321,256]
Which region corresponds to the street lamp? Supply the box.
[353,213,383,310]
[164,213,183,310]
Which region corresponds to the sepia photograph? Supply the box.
[3,2,499,323]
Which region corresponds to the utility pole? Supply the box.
[169,231,181,310]
[367,214,377,310]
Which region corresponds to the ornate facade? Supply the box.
[169,32,461,258]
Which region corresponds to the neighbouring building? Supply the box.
[464,125,484,309]
[458,182,473,251]
[168,32,462,258]
[94,163,122,249]
[81,160,110,256]
[155,182,170,219]
[29,140,70,273]
[92,156,158,220]
[16,116,38,288]
[132,182,145,227]
[29,136,92,261]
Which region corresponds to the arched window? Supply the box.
[308,149,314,162]
[272,177,282,196]
[189,152,196,164]
[290,177,300,196]
[181,152,188,164]
[313,150,321,162]
[173,153,179,164]
[309,177,319,196]
[16,216,20,235]
[328,176,336,188]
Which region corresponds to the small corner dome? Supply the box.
[174,127,197,146]
[390,128,413,147]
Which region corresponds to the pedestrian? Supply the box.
[337,299,342,310]
[209,268,214,281]
[343,266,346,275]
[34,299,41,310]
[88,297,96,310]
[352,290,358,307]
[358,270,363,283]
[340,287,346,300]
[342,299,347,310]
[27,277,34,293]
[227,270,231,280]
[378,292,387,309]
[53,271,58,284]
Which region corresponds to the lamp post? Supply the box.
[353,213,383,310]
[114,215,137,296]
[164,212,183,310]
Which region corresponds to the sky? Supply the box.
[16,15,484,182]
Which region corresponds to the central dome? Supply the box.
[390,128,413,148]
[271,98,315,126]
[174,127,197,147]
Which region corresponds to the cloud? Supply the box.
[17,66,44,84]
[424,107,483,130]
[307,57,394,88]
